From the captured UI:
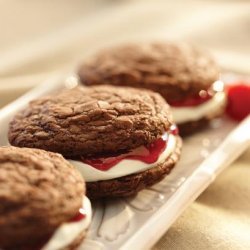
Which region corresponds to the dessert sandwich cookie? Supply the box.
[78,42,227,135]
[0,146,91,250]
[8,85,182,199]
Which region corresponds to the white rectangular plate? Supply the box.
[0,74,249,250]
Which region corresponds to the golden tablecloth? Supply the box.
[154,149,250,250]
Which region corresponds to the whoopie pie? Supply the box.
[0,146,91,250]
[8,85,182,198]
[78,42,227,135]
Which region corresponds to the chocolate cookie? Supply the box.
[78,42,226,135]
[9,85,173,157]
[9,85,182,198]
[0,146,91,250]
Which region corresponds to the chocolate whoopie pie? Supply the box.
[0,146,91,250]
[8,85,181,199]
[78,42,227,135]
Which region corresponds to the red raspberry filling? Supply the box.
[81,125,178,171]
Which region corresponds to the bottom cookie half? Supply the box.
[178,110,225,136]
[86,136,182,199]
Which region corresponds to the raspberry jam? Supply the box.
[169,90,212,107]
[226,82,250,121]
[81,125,178,171]
[70,209,86,222]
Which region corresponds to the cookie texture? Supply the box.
[178,118,210,136]
[0,146,85,249]
[78,42,219,101]
[9,85,173,157]
[87,136,182,199]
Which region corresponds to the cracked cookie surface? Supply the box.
[8,85,173,157]
[78,42,219,101]
[0,146,84,249]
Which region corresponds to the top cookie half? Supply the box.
[78,42,219,101]
[8,85,173,157]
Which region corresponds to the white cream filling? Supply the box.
[172,91,227,124]
[69,134,176,182]
[42,196,92,250]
